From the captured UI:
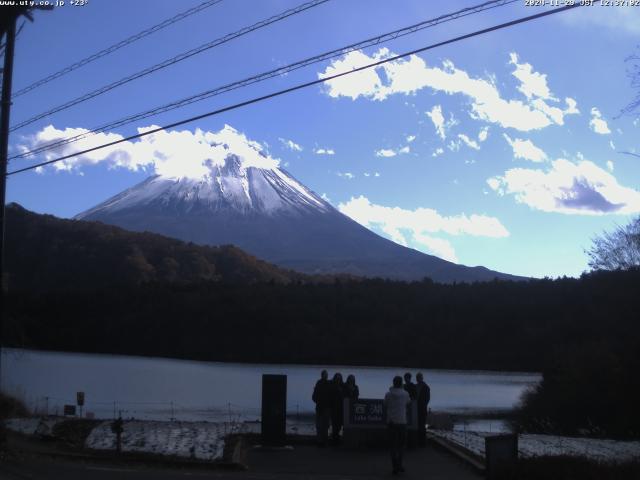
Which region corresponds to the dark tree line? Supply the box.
[4,203,312,290]
[5,269,639,372]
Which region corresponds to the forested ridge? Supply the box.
[5,270,639,373]
[4,203,312,290]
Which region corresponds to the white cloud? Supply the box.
[426,105,458,140]
[589,107,611,135]
[21,124,281,179]
[321,192,331,202]
[406,135,416,143]
[509,52,554,100]
[314,147,335,155]
[375,148,397,158]
[374,172,380,177]
[487,177,501,191]
[338,195,509,253]
[337,171,355,179]
[503,134,547,163]
[318,49,386,100]
[426,105,446,139]
[364,172,370,177]
[279,137,303,151]
[606,160,614,172]
[432,148,444,157]
[487,158,640,215]
[478,127,489,142]
[413,233,458,263]
[375,145,410,157]
[458,133,480,151]
[447,140,461,152]
[319,49,579,132]
[609,140,616,151]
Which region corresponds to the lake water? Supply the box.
[1,348,540,430]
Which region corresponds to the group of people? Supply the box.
[384,372,430,474]
[311,370,360,446]
[312,370,431,474]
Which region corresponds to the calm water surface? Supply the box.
[2,348,540,425]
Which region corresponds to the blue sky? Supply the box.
[5,0,640,278]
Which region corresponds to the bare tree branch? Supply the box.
[587,216,640,271]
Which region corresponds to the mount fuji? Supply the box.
[75,128,519,282]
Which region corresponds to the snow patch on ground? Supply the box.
[85,420,245,461]
[431,430,640,463]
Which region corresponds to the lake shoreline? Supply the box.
[1,348,540,428]
[1,345,542,376]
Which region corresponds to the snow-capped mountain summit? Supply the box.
[79,157,329,218]
[76,127,520,282]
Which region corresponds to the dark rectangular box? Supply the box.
[261,374,287,446]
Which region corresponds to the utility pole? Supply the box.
[0,5,52,389]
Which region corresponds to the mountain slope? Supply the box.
[76,148,521,282]
[5,203,308,291]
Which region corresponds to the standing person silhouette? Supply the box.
[416,372,431,447]
[384,376,411,475]
[403,372,418,448]
[330,372,345,443]
[312,370,332,447]
[344,374,359,401]
[403,372,417,400]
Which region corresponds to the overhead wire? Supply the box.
[11,0,518,161]
[9,0,330,132]
[7,4,581,176]
[11,0,224,98]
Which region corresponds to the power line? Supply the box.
[9,0,330,132]
[11,0,224,98]
[7,4,581,177]
[12,0,518,161]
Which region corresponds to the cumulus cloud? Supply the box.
[314,147,335,155]
[487,158,640,215]
[458,133,480,151]
[318,49,386,100]
[21,124,280,179]
[406,135,416,143]
[503,134,547,162]
[606,160,614,172]
[589,107,611,135]
[279,137,303,151]
[509,52,554,100]
[375,145,410,157]
[319,48,579,132]
[426,105,458,140]
[337,195,509,261]
[412,233,458,263]
[478,126,489,142]
[426,105,446,139]
[432,148,444,157]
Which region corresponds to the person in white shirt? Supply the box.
[383,376,411,474]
